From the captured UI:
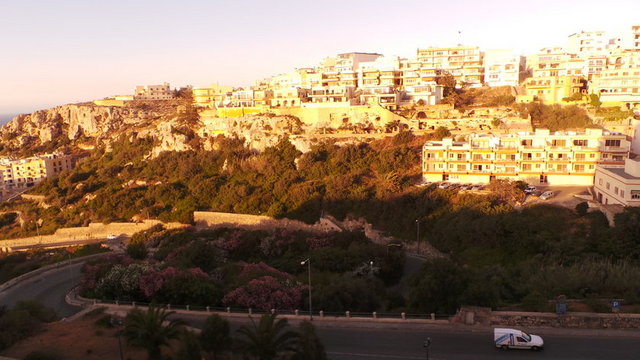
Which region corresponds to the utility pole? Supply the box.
[301,258,312,320]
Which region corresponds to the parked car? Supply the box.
[438,182,451,189]
[459,183,473,190]
[539,191,555,200]
[494,328,544,351]
[524,185,537,194]
[106,234,119,240]
[470,184,484,191]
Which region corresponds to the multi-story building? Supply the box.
[134,83,174,100]
[192,83,233,108]
[483,49,520,87]
[253,89,273,107]
[359,86,401,109]
[417,46,484,87]
[308,86,356,105]
[632,25,640,50]
[566,31,609,58]
[403,83,443,106]
[422,128,629,186]
[594,158,640,206]
[0,153,74,193]
[593,67,640,108]
[527,48,573,78]
[271,87,309,107]
[228,90,255,107]
[524,76,586,103]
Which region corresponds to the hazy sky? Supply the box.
[1,0,639,114]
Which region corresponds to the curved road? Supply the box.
[0,262,83,318]
[2,262,640,359]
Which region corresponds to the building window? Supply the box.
[606,182,610,190]
[631,190,640,199]
[621,190,625,198]
[605,139,621,147]
[615,187,619,195]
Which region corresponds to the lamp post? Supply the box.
[301,258,312,320]
[415,219,420,254]
[423,337,432,360]
[369,260,374,277]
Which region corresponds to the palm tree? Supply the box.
[123,305,185,360]
[200,314,231,360]
[236,314,298,360]
[293,320,327,360]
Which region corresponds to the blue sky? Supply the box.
[1,0,639,114]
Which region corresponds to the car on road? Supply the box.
[106,234,119,240]
[459,183,473,190]
[524,185,537,194]
[539,191,555,200]
[470,184,484,191]
[494,328,544,351]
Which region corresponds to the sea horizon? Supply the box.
[0,114,18,126]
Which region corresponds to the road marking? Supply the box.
[327,352,430,359]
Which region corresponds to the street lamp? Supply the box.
[369,260,374,277]
[415,219,420,254]
[301,258,312,320]
[423,337,432,360]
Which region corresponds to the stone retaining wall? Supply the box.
[193,211,342,234]
[455,306,640,329]
[0,220,186,250]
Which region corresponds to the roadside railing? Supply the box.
[72,296,451,323]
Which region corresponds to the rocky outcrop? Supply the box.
[1,102,196,157]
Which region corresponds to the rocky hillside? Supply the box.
[0,102,291,157]
[1,100,405,157]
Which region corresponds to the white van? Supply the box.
[494,328,544,350]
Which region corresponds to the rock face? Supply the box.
[1,101,409,156]
[0,102,195,156]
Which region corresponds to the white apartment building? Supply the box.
[422,128,629,186]
[417,46,484,87]
[594,158,640,206]
[0,153,74,194]
[228,90,255,107]
[566,31,609,58]
[527,48,574,78]
[308,86,357,106]
[134,83,174,100]
[271,87,309,107]
[483,49,520,87]
[403,83,443,106]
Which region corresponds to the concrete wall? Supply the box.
[0,220,186,249]
[455,306,640,329]
[193,211,341,234]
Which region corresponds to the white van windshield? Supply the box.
[521,332,532,342]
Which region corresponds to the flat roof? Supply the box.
[602,167,640,180]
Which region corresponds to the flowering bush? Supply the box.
[222,276,305,311]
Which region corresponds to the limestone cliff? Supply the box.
[0,101,411,156]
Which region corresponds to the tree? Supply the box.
[176,329,202,360]
[431,126,451,141]
[200,314,231,360]
[123,305,185,360]
[408,258,469,314]
[126,239,148,260]
[292,320,327,360]
[236,314,299,360]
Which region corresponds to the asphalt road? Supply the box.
[3,262,640,359]
[0,261,83,318]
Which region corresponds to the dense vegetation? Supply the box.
[80,226,405,314]
[6,128,640,315]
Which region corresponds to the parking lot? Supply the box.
[419,182,591,209]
